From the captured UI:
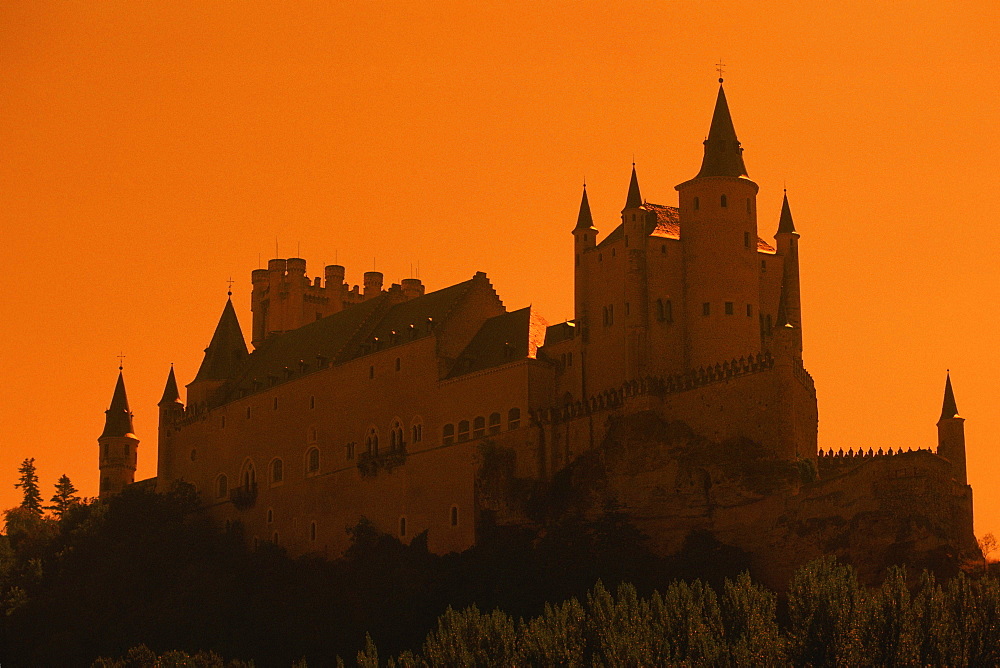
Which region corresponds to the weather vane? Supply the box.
[117,352,126,371]
[716,59,726,82]
[227,276,234,297]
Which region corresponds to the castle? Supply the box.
[97,81,978,582]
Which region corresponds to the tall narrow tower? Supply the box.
[621,165,651,380]
[98,368,139,499]
[676,80,761,369]
[774,191,803,359]
[937,372,968,485]
[572,183,597,343]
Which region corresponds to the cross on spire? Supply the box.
[227,277,234,297]
[716,59,726,83]
[116,352,126,371]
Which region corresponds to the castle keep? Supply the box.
[98,82,977,580]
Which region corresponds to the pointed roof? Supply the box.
[940,372,960,420]
[623,165,643,210]
[193,298,249,383]
[695,84,749,179]
[158,366,181,406]
[101,371,136,439]
[574,185,596,231]
[777,191,796,234]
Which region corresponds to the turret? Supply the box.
[187,297,249,407]
[364,271,384,300]
[98,369,139,499]
[325,264,347,313]
[621,165,650,379]
[676,80,761,369]
[156,365,184,490]
[774,191,803,359]
[937,372,967,485]
[573,184,597,341]
[401,278,425,300]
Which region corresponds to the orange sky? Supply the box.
[2,1,998,536]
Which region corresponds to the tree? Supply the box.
[978,533,997,575]
[46,474,79,519]
[14,457,43,515]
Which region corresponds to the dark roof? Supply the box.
[777,192,796,234]
[595,203,773,252]
[193,299,249,383]
[941,373,960,420]
[101,371,135,439]
[447,306,547,378]
[158,366,181,405]
[544,321,576,346]
[574,186,596,231]
[696,85,749,179]
[624,165,643,210]
[220,276,482,401]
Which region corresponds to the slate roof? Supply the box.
[101,372,136,439]
[595,202,774,252]
[696,84,750,179]
[193,299,249,383]
[218,276,482,402]
[447,306,548,378]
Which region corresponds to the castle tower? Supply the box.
[621,165,651,379]
[187,297,249,408]
[774,191,803,359]
[156,365,184,488]
[676,81,761,369]
[572,184,597,343]
[98,369,139,500]
[937,372,967,485]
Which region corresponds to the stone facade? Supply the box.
[98,82,977,575]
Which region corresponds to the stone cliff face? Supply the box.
[477,411,979,589]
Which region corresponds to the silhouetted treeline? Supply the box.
[1,485,998,666]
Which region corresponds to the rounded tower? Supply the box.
[676,81,761,369]
[98,368,139,499]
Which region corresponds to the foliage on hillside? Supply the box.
[1,484,997,667]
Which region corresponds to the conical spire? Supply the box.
[193,298,249,383]
[777,191,796,234]
[940,372,960,420]
[101,371,136,438]
[695,84,749,179]
[574,184,596,231]
[623,164,643,210]
[158,365,181,406]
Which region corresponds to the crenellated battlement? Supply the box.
[250,258,424,349]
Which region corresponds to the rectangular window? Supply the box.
[725,302,734,315]
[744,232,750,248]
[761,260,766,272]
[702,302,710,316]
[625,302,630,316]
[746,304,753,317]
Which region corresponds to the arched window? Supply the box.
[399,517,407,537]
[721,194,728,207]
[443,423,455,445]
[390,420,404,452]
[124,443,130,458]
[746,198,752,214]
[216,474,228,498]
[458,420,470,442]
[451,506,459,527]
[306,447,320,475]
[270,459,283,484]
[488,412,501,435]
[473,416,486,439]
[189,448,196,462]
[694,196,700,210]
[366,428,379,455]
[508,408,521,430]
[411,418,423,444]
[241,461,256,489]
[266,508,273,523]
